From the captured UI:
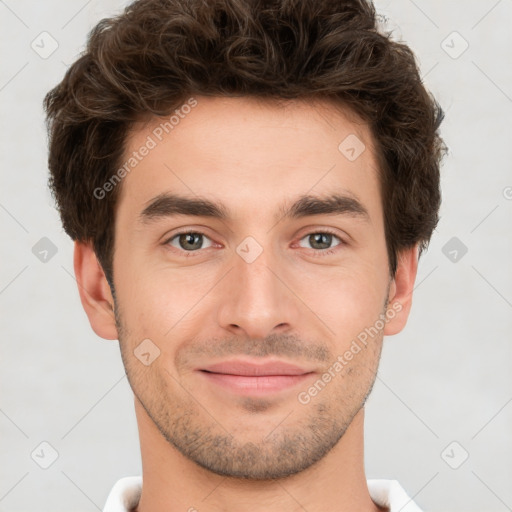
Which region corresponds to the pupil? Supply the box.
[180,233,201,250]
[311,233,331,249]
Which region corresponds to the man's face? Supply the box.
[110,96,398,479]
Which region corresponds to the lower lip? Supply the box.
[198,371,314,395]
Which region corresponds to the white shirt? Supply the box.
[102,476,423,512]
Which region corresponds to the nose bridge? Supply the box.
[216,235,298,338]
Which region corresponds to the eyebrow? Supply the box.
[138,192,370,225]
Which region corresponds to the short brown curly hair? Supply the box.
[44,0,445,287]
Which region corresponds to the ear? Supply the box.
[383,244,419,336]
[73,241,118,340]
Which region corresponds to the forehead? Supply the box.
[116,96,382,225]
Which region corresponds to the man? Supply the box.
[44,0,445,510]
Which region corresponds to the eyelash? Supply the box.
[162,229,345,258]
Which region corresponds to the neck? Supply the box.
[133,399,383,512]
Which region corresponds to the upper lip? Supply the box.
[198,359,314,376]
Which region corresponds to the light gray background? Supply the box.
[1,1,511,511]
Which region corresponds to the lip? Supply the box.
[196,359,316,396]
[199,359,313,376]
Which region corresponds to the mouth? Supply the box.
[196,359,316,395]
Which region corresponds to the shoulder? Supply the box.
[102,476,142,512]
[367,479,424,512]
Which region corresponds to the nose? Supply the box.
[216,243,300,340]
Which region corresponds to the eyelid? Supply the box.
[297,225,345,238]
[295,225,348,243]
[161,225,216,243]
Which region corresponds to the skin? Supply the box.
[74,96,418,512]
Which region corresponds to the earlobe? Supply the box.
[383,244,419,336]
[73,241,118,340]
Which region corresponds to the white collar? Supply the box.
[103,476,423,512]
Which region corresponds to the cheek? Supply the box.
[116,263,216,342]
[296,262,387,341]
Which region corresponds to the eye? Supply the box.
[297,231,343,254]
[163,229,345,258]
[165,231,214,253]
